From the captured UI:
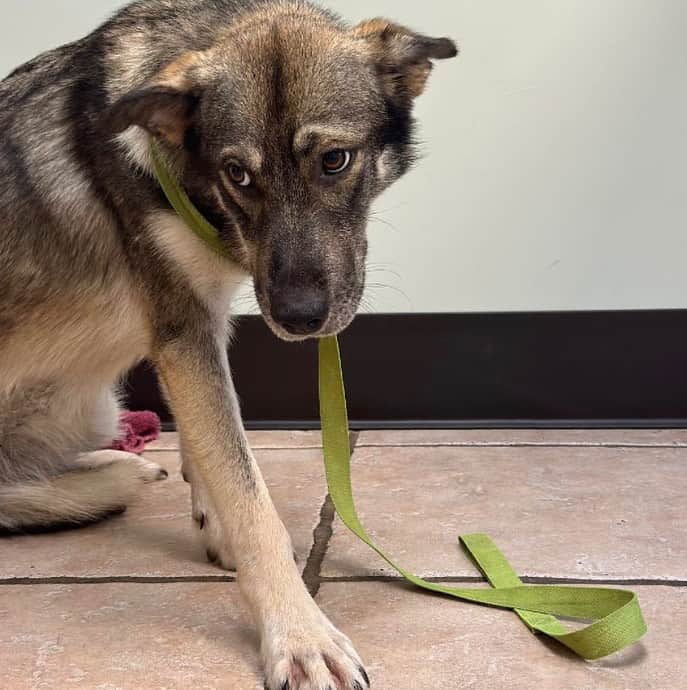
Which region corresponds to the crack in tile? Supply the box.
[301,495,336,598]
[301,432,359,597]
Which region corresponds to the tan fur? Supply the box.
[155,50,205,90]
[0,450,164,530]
[0,281,149,391]
[353,18,452,98]
[154,339,366,689]
[147,210,248,323]
[143,52,207,145]
[351,17,395,39]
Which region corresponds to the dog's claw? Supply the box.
[359,667,370,686]
[206,547,218,563]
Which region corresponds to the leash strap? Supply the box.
[148,138,647,661]
[150,140,230,258]
[318,336,647,660]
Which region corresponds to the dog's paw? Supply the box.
[189,479,237,570]
[131,456,169,483]
[262,614,369,690]
[202,531,236,571]
[78,450,168,482]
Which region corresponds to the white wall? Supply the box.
[3,1,686,313]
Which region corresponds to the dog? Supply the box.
[0,1,456,687]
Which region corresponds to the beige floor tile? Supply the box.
[357,428,687,447]
[322,445,686,579]
[143,431,180,451]
[1,580,680,690]
[147,430,324,451]
[0,582,263,690]
[0,448,327,580]
[143,431,181,451]
[318,582,686,690]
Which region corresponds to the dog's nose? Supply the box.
[270,287,329,335]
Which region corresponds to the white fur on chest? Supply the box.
[147,210,248,324]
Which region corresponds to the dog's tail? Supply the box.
[0,452,167,532]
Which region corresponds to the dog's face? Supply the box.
[109,10,456,340]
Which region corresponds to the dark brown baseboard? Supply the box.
[124,310,687,429]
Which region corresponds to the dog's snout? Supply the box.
[270,286,329,336]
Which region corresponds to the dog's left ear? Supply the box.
[352,19,458,101]
[106,52,204,146]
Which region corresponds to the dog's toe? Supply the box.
[83,451,168,483]
[136,459,168,482]
[192,489,237,570]
[200,521,236,570]
[263,618,368,690]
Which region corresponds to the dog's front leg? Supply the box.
[155,333,369,690]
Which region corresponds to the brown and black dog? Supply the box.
[0,1,456,687]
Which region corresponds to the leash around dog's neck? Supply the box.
[150,139,230,258]
[150,138,647,662]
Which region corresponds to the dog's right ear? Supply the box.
[352,20,457,102]
[106,52,203,147]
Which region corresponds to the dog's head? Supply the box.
[109,6,457,340]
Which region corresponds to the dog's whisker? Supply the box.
[358,294,378,314]
[365,282,412,308]
[370,200,411,215]
[368,216,399,233]
[365,267,403,281]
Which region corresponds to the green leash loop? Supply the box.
[318,336,647,661]
[149,138,647,662]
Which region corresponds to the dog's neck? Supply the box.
[150,138,230,261]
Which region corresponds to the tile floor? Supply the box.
[1,430,685,690]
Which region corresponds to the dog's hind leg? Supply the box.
[0,385,167,532]
[0,450,167,532]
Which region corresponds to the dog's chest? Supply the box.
[147,210,248,324]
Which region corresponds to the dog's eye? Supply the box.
[322,149,352,175]
[227,163,251,187]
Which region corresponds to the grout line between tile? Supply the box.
[145,446,326,454]
[355,442,687,449]
[146,443,687,453]
[0,575,236,585]
[3,574,683,587]
[317,575,687,587]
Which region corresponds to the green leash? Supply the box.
[150,140,647,662]
[150,140,230,258]
[318,336,646,661]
